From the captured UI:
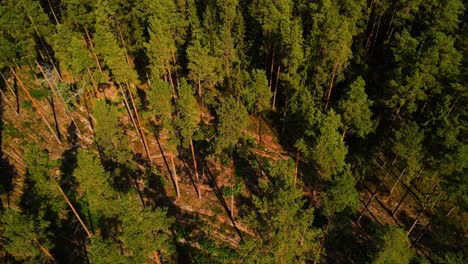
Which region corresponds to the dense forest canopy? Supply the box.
[0,0,466,263]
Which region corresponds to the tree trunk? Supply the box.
[119,86,140,137]
[314,216,332,264]
[231,185,234,219]
[0,72,19,114]
[35,61,70,122]
[272,65,281,110]
[171,49,179,88]
[153,251,162,264]
[281,96,288,136]
[84,28,103,74]
[190,136,201,199]
[125,84,152,164]
[33,238,55,261]
[324,62,338,110]
[294,149,300,187]
[170,151,180,197]
[58,185,92,238]
[197,79,202,99]
[341,128,347,142]
[87,67,99,96]
[268,46,275,90]
[0,89,18,116]
[10,67,62,144]
[389,167,407,195]
[357,154,399,223]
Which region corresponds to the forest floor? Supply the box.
[0,82,436,262]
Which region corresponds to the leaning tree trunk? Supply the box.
[10,67,62,144]
[190,136,201,198]
[33,238,55,261]
[170,151,181,197]
[272,65,281,110]
[357,154,399,223]
[58,185,92,238]
[125,83,152,164]
[324,62,338,110]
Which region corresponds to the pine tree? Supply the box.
[373,227,413,264]
[215,96,248,154]
[92,100,133,168]
[74,148,121,218]
[338,76,374,139]
[119,194,174,263]
[93,0,138,84]
[0,209,53,262]
[240,160,320,263]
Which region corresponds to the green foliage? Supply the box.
[119,194,174,262]
[0,208,51,263]
[322,165,359,216]
[88,237,128,264]
[215,96,248,154]
[240,160,320,263]
[52,24,94,78]
[92,100,133,167]
[392,122,425,179]
[242,69,272,114]
[23,144,62,213]
[93,0,138,84]
[175,78,200,148]
[373,227,413,264]
[148,78,173,127]
[74,148,121,218]
[312,110,348,179]
[338,76,374,138]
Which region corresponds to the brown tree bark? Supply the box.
[313,216,333,264]
[119,86,140,138]
[153,251,162,264]
[10,67,62,144]
[1,72,19,114]
[170,151,181,197]
[294,149,300,187]
[389,167,407,195]
[272,65,281,111]
[33,238,55,261]
[190,136,201,198]
[84,28,103,74]
[58,185,92,238]
[125,84,153,164]
[324,62,339,110]
[357,154,399,223]
[0,89,18,116]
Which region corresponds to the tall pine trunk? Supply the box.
[324,62,338,110]
[190,136,201,199]
[170,151,181,197]
[58,185,92,238]
[125,84,153,164]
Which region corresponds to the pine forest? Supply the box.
[0,0,466,263]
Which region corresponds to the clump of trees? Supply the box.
[0,0,466,263]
